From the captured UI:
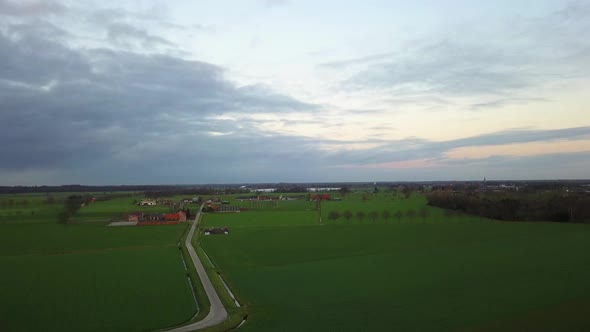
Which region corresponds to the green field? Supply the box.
[3,190,590,331]
[0,193,66,223]
[200,192,590,331]
[0,193,199,332]
[73,196,172,222]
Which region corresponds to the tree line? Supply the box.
[426,191,590,223]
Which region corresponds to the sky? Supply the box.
[0,0,589,185]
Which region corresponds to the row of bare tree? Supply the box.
[327,208,433,223]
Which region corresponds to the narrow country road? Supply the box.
[167,205,228,332]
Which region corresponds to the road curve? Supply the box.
[167,205,228,332]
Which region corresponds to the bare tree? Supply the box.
[356,211,366,223]
[406,209,417,222]
[394,210,403,223]
[402,186,412,199]
[368,210,378,224]
[343,210,353,223]
[328,210,341,223]
[419,207,430,223]
[339,186,351,198]
[382,210,392,223]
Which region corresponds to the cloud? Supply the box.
[323,126,590,167]
[345,40,533,96]
[260,0,289,8]
[318,52,395,69]
[469,97,548,110]
[0,0,65,17]
[90,7,206,32]
[1,2,589,185]
[0,26,315,177]
[323,2,590,106]
[107,23,175,49]
[439,151,590,180]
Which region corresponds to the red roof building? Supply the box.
[311,194,331,201]
[164,211,187,222]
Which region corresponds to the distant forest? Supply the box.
[426,191,590,223]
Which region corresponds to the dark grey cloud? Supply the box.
[0,0,65,17]
[0,25,316,176]
[0,29,89,85]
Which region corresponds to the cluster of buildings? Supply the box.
[138,198,200,206]
[204,199,241,213]
[126,210,187,223]
[235,195,300,201]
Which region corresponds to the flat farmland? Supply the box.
[0,221,196,332]
[1,247,195,332]
[73,196,171,222]
[200,193,590,331]
[203,210,316,228]
[0,193,65,223]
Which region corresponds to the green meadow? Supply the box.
[73,196,172,222]
[3,190,590,331]
[0,193,66,223]
[0,194,198,332]
[200,192,590,331]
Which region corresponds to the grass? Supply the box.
[200,192,590,331]
[0,195,64,223]
[0,218,197,332]
[73,196,172,222]
[1,246,195,332]
[0,222,185,256]
[203,210,316,228]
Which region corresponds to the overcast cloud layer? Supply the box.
[1,0,589,185]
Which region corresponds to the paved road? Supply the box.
[167,206,228,332]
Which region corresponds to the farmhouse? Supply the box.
[122,210,188,225]
[307,187,341,192]
[310,194,331,201]
[126,212,144,222]
[139,199,156,206]
[144,213,164,221]
[164,211,187,221]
